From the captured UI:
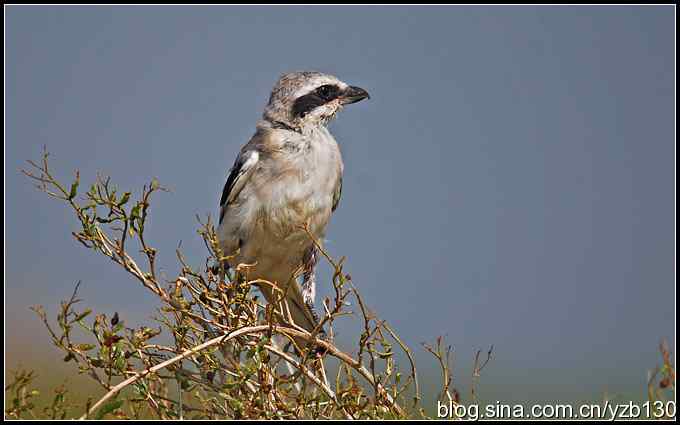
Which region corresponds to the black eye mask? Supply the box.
[292,85,341,118]
[315,84,340,101]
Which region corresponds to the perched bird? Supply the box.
[217,71,369,345]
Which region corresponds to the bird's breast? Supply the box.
[260,176,334,241]
[259,129,342,240]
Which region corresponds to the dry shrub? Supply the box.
[11,148,475,419]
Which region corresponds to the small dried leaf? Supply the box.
[117,192,131,206]
[74,309,92,322]
[103,335,123,347]
[75,344,96,351]
[68,172,79,200]
[94,399,124,420]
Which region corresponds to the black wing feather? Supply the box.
[219,151,258,224]
[220,156,244,208]
[331,176,343,212]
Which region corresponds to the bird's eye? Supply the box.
[292,85,340,117]
[316,85,337,100]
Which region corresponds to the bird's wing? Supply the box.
[331,175,342,212]
[219,150,259,224]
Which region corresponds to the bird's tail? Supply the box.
[257,277,324,351]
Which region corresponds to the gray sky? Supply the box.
[6,6,675,405]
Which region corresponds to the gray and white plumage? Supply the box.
[217,71,369,343]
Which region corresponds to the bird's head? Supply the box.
[263,71,370,131]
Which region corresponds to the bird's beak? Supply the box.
[340,85,370,104]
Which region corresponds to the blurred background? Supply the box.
[5,5,675,409]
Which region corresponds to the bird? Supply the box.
[217,71,370,348]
